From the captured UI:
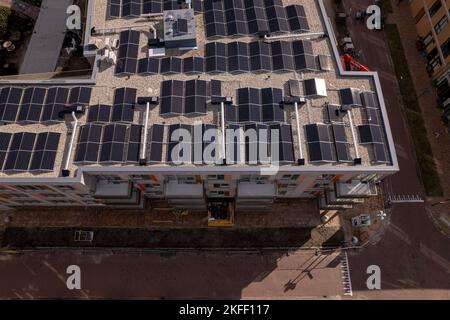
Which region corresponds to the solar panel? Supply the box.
[137,57,160,75]
[112,87,136,122]
[245,0,269,35]
[17,87,46,123]
[68,87,92,108]
[41,87,69,122]
[29,132,60,171]
[285,4,309,33]
[366,107,381,125]
[244,123,269,164]
[292,40,316,71]
[325,104,345,123]
[264,0,290,34]
[249,41,272,73]
[182,56,204,74]
[127,124,142,162]
[224,0,248,36]
[237,88,261,123]
[87,104,112,123]
[75,124,103,163]
[0,132,12,171]
[227,41,250,74]
[160,56,182,75]
[358,124,383,144]
[331,124,351,162]
[163,0,182,10]
[192,0,203,13]
[210,79,222,98]
[200,123,218,164]
[100,123,127,163]
[0,87,23,123]
[109,0,121,18]
[122,0,141,17]
[271,123,294,163]
[184,79,208,115]
[340,88,362,106]
[305,124,336,162]
[167,124,193,163]
[271,41,294,72]
[205,42,227,73]
[4,132,36,171]
[142,0,163,15]
[373,143,389,163]
[261,88,284,123]
[226,123,244,163]
[225,105,238,123]
[148,124,164,163]
[115,30,140,75]
[160,80,184,115]
[204,0,227,38]
[304,78,327,97]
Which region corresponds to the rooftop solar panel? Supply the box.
[264,0,290,34]
[305,124,336,163]
[87,104,112,123]
[249,41,272,73]
[1,87,23,123]
[122,0,141,17]
[245,0,270,35]
[68,87,92,108]
[100,123,127,163]
[237,88,262,123]
[261,88,284,123]
[0,132,12,171]
[373,143,389,163]
[109,0,121,18]
[112,87,137,122]
[160,56,182,75]
[142,0,163,15]
[205,42,228,73]
[41,87,69,122]
[285,4,309,33]
[4,132,36,171]
[167,124,193,163]
[137,57,160,75]
[204,0,227,38]
[271,41,294,72]
[340,88,362,106]
[224,0,248,36]
[182,56,204,74]
[227,41,250,74]
[292,40,316,71]
[75,124,103,163]
[17,87,46,123]
[148,124,164,163]
[127,124,142,162]
[29,132,60,171]
[115,30,140,76]
[271,123,295,163]
[160,80,184,115]
[325,104,345,123]
[184,79,209,115]
[358,124,383,144]
[331,124,351,162]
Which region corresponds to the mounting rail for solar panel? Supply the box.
[263,32,325,41]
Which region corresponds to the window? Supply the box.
[434,15,448,34]
[428,55,442,73]
[414,7,425,24]
[441,37,450,58]
[423,32,435,51]
[429,0,442,18]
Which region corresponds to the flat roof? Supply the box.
[20,0,73,75]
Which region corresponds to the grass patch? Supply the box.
[385,24,443,196]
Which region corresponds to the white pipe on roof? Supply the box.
[141,102,150,160]
[347,109,361,159]
[220,101,226,162]
[264,32,325,41]
[294,102,304,160]
[63,112,78,171]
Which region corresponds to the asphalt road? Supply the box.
[0,250,345,299]
[342,0,450,299]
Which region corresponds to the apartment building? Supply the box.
[410,0,450,105]
[0,0,398,214]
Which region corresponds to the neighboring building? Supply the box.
[0,0,398,215]
[410,0,450,105]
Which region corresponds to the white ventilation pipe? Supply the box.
[264,32,325,41]
[63,112,78,171]
[149,24,157,39]
[347,109,361,159]
[141,102,150,160]
[220,101,226,162]
[294,102,304,160]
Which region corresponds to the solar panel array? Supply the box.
[115,30,140,76]
[204,0,309,38]
[0,86,91,124]
[112,87,137,123]
[75,123,142,163]
[0,132,60,172]
[305,123,351,163]
[109,0,203,18]
[160,79,216,116]
[225,87,284,124]
[225,123,294,164]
